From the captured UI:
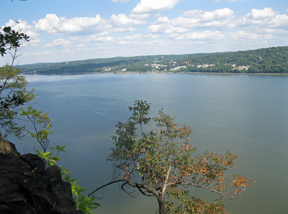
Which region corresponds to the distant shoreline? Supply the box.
[18,46,288,75]
[25,71,288,76]
[180,72,288,76]
[111,71,288,76]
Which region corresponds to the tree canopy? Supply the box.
[0,26,29,57]
[0,25,32,138]
[0,65,35,138]
[90,100,254,214]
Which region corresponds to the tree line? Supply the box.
[18,46,288,75]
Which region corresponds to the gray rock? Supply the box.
[0,140,83,214]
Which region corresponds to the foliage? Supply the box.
[0,25,29,57]
[0,64,35,138]
[20,104,100,214]
[90,100,254,214]
[35,145,100,213]
[61,166,100,214]
[0,24,33,138]
[20,106,52,152]
[0,26,99,213]
[128,100,151,134]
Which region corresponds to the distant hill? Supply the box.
[18,46,288,75]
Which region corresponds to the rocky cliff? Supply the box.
[0,136,83,214]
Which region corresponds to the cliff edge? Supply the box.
[0,136,83,214]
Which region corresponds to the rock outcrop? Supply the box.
[0,136,83,214]
[0,136,19,157]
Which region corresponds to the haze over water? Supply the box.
[16,73,288,214]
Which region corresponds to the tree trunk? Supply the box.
[158,198,167,214]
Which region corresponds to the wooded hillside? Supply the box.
[19,46,288,74]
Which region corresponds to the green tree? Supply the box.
[128,100,150,134]
[0,25,33,138]
[0,65,36,138]
[1,25,99,213]
[90,100,254,214]
[20,106,100,214]
[0,25,29,57]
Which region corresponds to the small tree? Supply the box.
[0,25,29,57]
[0,25,99,214]
[0,25,33,138]
[90,100,254,214]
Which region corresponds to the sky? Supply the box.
[1,0,288,65]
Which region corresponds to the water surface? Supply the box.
[14,73,288,214]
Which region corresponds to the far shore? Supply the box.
[25,71,288,76]
[113,71,288,76]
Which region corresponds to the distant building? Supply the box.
[236,66,250,71]
[104,67,112,71]
[197,64,215,68]
[170,66,186,71]
[151,64,166,69]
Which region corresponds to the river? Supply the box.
[12,73,288,214]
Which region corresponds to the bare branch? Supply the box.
[89,179,128,197]
[121,181,137,198]
[131,183,155,197]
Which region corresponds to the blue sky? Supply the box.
[1,0,288,65]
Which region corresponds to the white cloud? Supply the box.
[148,24,165,33]
[34,14,110,34]
[2,4,288,66]
[231,30,274,41]
[122,34,142,40]
[44,51,52,55]
[148,8,236,39]
[93,31,110,37]
[269,14,288,27]
[44,39,72,48]
[148,24,187,34]
[164,26,188,34]
[129,13,151,19]
[232,31,260,40]
[87,35,115,43]
[145,33,160,39]
[96,37,115,42]
[183,8,234,21]
[62,49,75,54]
[154,16,170,24]
[146,8,239,43]
[172,8,236,28]
[34,14,60,32]
[240,8,288,27]
[113,27,136,32]
[22,52,41,57]
[251,7,276,19]
[132,0,180,14]
[110,14,146,26]
[176,31,225,40]
[23,38,41,47]
[5,19,39,39]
